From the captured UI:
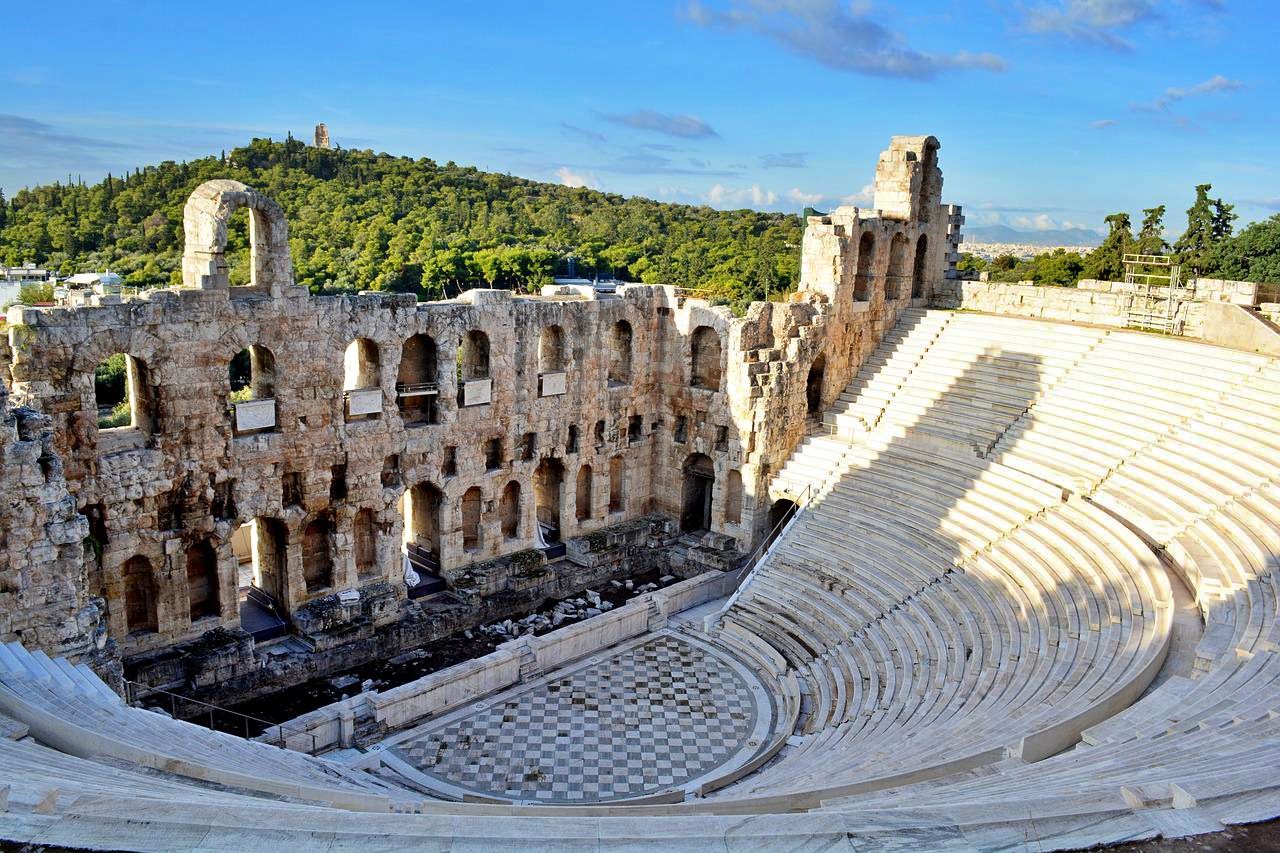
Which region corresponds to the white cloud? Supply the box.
[1133,73,1243,112]
[686,0,1005,80]
[1091,118,1118,128]
[1024,0,1157,51]
[841,183,876,206]
[1010,213,1093,231]
[555,166,598,189]
[707,183,778,208]
[786,187,826,206]
[603,110,718,139]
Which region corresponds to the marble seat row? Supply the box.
[0,642,410,812]
[715,491,1170,796]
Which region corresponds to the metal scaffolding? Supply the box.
[1124,253,1187,334]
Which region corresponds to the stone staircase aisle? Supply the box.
[823,308,952,434]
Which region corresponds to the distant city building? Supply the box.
[960,241,1093,262]
[314,122,331,149]
[552,275,629,295]
[1,263,51,284]
[64,272,123,290]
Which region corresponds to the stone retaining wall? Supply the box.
[933,276,1265,340]
[263,570,734,753]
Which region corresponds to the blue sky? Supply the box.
[2,0,1277,235]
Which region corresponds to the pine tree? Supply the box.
[1083,212,1131,282]
[1174,184,1217,273]
[1211,197,1237,243]
[1135,205,1167,256]
[0,189,7,231]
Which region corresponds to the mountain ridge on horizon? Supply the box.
[962,223,1104,248]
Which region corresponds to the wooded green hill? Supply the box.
[0,137,803,311]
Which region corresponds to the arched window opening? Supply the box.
[538,324,567,397]
[575,464,593,522]
[806,353,826,417]
[725,470,744,525]
[458,330,492,407]
[354,508,378,579]
[95,354,152,433]
[886,232,910,301]
[122,555,157,635]
[302,516,333,593]
[534,458,565,544]
[461,487,483,552]
[459,330,490,379]
[608,320,633,386]
[229,345,277,433]
[690,326,722,391]
[343,338,382,421]
[680,453,715,533]
[537,324,566,373]
[225,206,254,287]
[854,231,875,302]
[500,481,521,540]
[608,456,626,513]
[397,333,439,425]
[402,482,443,572]
[186,540,220,622]
[912,234,929,299]
[916,141,940,223]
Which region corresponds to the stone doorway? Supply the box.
[680,453,715,533]
[534,458,565,543]
[806,353,826,417]
[404,482,444,568]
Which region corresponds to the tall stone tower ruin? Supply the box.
[314,123,331,149]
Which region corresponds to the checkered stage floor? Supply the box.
[389,634,765,802]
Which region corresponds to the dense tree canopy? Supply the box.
[0,138,803,310]
[1209,215,1280,285]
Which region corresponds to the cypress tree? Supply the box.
[1174,184,1217,273]
[1083,213,1132,282]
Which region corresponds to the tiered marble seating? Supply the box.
[699,310,1280,843]
[714,438,1172,793]
[0,642,410,811]
[829,311,1107,454]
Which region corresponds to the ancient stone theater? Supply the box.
[3,136,1280,850]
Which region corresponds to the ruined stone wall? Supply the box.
[2,135,958,664]
[0,377,109,670]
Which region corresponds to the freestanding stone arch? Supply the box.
[182,179,292,296]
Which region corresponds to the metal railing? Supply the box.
[395,381,439,396]
[123,679,318,752]
[672,286,714,305]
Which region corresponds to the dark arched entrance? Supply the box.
[680,453,716,533]
[806,353,826,417]
[767,499,798,547]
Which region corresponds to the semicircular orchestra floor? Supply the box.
[375,631,775,804]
